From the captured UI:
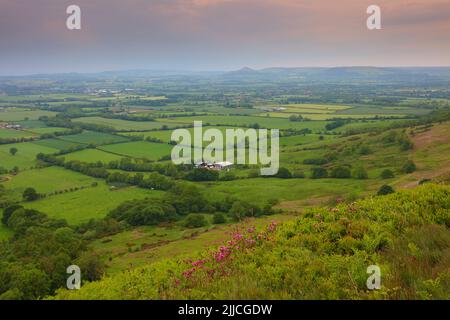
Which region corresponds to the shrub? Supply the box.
[219,171,237,181]
[1,205,23,225]
[184,214,208,228]
[402,160,417,174]
[399,138,414,151]
[275,167,292,179]
[185,168,219,181]
[229,201,261,221]
[330,166,351,179]
[353,167,368,179]
[22,188,40,202]
[377,184,395,196]
[212,213,226,224]
[108,199,177,226]
[310,167,328,179]
[380,169,394,179]
[76,252,105,282]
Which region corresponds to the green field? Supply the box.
[32,138,82,150]
[60,149,124,163]
[26,127,68,134]
[0,71,449,301]
[0,110,56,121]
[98,141,173,160]
[72,117,180,131]
[13,120,48,128]
[60,131,130,145]
[261,113,408,120]
[163,115,329,130]
[25,183,162,225]
[121,126,240,144]
[0,128,36,139]
[279,134,336,147]
[2,166,100,201]
[197,177,369,204]
[0,141,59,169]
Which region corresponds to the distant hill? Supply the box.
[221,66,450,81]
[2,66,450,82]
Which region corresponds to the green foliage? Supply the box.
[51,184,450,300]
[402,160,417,174]
[165,184,209,215]
[9,147,18,156]
[352,167,368,179]
[76,252,105,282]
[22,187,40,201]
[325,120,347,131]
[0,205,97,300]
[229,201,262,221]
[275,167,292,179]
[330,166,351,179]
[377,184,395,196]
[184,214,208,228]
[185,168,219,181]
[303,158,328,165]
[380,169,394,179]
[108,199,176,226]
[311,167,328,179]
[212,213,227,224]
[358,145,372,155]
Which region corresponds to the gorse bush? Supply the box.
[51,184,450,300]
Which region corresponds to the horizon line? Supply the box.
[2,65,450,78]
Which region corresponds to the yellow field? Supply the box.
[259,113,408,120]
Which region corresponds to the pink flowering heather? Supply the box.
[191,259,208,267]
[178,220,279,284]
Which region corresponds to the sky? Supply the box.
[0,0,449,75]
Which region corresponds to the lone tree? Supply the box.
[23,187,40,201]
[9,147,18,156]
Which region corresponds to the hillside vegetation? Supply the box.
[51,183,450,300]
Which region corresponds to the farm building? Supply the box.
[214,161,233,170]
[195,161,233,170]
[0,123,22,129]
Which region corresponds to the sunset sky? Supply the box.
[0,0,449,75]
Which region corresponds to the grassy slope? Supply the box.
[51,184,450,300]
[72,117,180,131]
[0,110,56,121]
[2,166,101,201]
[90,213,294,274]
[0,128,36,139]
[0,142,59,170]
[24,184,163,225]
[98,141,172,160]
[162,115,329,130]
[59,149,124,163]
[0,223,13,241]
